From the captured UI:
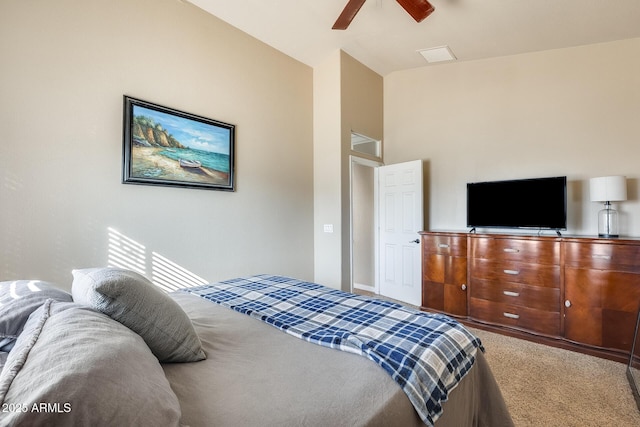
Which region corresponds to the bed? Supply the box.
[0,268,513,427]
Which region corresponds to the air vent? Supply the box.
[418,45,456,63]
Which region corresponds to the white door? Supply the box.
[377,160,423,306]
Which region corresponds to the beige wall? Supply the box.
[339,53,384,289]
[0,0,314,289]
[313,51,342,288]
[313,51,383,290]
[385,38,640,237]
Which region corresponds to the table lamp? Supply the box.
[589,175,627,238]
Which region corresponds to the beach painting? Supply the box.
[122,96,235,191]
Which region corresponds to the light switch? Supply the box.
[323,224,334,233]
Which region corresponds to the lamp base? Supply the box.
[598,203,619,239]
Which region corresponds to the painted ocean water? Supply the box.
[160,148,230,173]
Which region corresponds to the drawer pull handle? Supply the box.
[591,255,612,260]
[461,284,467,291]
[503,290,520,297]
[503,248,520,253]
[503,269,520,275]
[438,244,450,248]
[503,312,520,320]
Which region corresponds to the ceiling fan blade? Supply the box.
[332,0,368,30]
[395,0,435,23]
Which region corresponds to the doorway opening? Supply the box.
[350,155,381,294]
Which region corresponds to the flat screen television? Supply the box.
[467,176,567,231]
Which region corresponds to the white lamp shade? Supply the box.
[590,176,627,202]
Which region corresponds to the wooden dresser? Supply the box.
[420,231,640,362]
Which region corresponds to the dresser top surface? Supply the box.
[421,230,640,245]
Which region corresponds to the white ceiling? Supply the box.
[188,0,640,76]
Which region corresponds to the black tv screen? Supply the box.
[467,176,567,230]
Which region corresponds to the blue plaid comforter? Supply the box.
[183,275,483,426]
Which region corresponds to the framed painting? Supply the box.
[122,96,235,191]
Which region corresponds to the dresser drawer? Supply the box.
[469,258,560,288]
[470,278,560,311]
[564,242,640,273]
[423,254,466,285]
[469,298,560,336]
[422,234,466,257]
[470,237,560,265]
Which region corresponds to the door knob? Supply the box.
[410,239,420,244]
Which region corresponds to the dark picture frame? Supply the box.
[123,96,235,191]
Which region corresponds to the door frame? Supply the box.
[349,155,382,294]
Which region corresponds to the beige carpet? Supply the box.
[352,290,640,425]
[470,327,640,427]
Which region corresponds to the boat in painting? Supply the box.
[179,159,202,168]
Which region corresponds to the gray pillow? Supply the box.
[0,299,181,426]
[0,280,72,352]
[71,267,206,363]
[0,352,7,372]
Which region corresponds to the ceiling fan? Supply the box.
[332,0,435,30]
